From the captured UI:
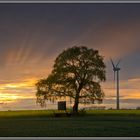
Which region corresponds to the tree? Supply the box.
[36,46,106,113]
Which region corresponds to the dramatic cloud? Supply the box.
[0,3,140,109]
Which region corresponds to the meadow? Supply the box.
[0,109,140,137]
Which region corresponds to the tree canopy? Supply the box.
[36,46,106,113]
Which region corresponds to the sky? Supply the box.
[0,3,140,110]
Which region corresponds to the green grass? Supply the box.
[0,110,54,118]
[0,109,140,137]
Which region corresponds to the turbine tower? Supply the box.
[110,59,121,110]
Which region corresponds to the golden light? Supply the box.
[0,78,37,102]
[1,78,37,89]
[5,84,19,88]
[0,92,35,103]
[0,93,19,102]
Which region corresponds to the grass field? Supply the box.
[0,109,140,137]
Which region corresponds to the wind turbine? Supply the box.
[110,58,121,110]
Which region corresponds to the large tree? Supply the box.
[36,46,106,113]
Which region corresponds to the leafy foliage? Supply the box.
[36,46,106,111]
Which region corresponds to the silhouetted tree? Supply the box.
[36,46,106,113]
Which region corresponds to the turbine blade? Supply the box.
[116,59,121,67]
[110,58,115,69]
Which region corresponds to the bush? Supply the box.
[136,107,140,110]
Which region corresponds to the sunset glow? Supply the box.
[0,3,140,110]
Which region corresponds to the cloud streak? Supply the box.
[0,4,140,109]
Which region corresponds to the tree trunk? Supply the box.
[73,101,79,113]
[72,94,79,114]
